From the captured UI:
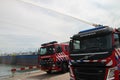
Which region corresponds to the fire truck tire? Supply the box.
[46,70,51,74]
[61,63,68,73]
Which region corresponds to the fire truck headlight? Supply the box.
[52,64,55,67]
[107,67,117,80]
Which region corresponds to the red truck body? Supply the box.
[69,26,120,80]
[38,41,69,73]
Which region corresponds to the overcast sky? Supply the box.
[0,0,120,53]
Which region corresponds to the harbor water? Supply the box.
[0,64,12,77]
[0,64,40,80]
[0,64,25,79]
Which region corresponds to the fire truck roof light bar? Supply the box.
[79,25,109,34]
[79,25,105,34]
[41,41,58,46]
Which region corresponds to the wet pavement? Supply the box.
[0,70,70,80]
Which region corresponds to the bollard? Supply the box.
[10,65,41,77]
[11,69,16,77]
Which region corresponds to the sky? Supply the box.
[0,0,120,54]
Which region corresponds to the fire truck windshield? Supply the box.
[72,34,112,53]
[39,45,55,55]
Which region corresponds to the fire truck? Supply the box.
[69,25,120,80]
[38,41,69,73]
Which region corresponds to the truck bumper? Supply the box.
[40,66,61,72]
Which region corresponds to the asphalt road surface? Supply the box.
[1,70,70,80]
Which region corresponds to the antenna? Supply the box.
[19,0,99,27]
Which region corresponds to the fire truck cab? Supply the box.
[38,41,69,73]
[69,25,120,80]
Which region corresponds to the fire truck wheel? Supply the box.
[61,63,68,73]
[46,70,51,74]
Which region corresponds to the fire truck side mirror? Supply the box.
[117,27,120,32]
[37,49,40,55]
[114,34,120,48]
[69,40,73,51]
[113,42,116,48]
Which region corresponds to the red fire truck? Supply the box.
[69,25,120,80]
[38,41,69,73]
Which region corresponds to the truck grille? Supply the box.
[40,58,54,67]
[71,62,106,80]
[74,67,106,80]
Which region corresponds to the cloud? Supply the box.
[28,0,120,27]
[0,0,120,53]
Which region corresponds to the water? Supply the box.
[0,64,24,79]
[0,64,13,77]
[0,64,39,80]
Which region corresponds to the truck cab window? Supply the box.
[114,34,120,48]
[73,40,80,50]
[40,48,47,55]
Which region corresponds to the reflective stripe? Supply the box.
[70,52,108,56]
